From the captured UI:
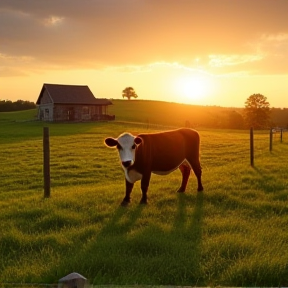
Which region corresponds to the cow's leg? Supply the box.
[121,179,134,206]
[140,172,151,204]
[177,164,191,192]
[190,161,203,192]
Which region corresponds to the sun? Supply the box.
[173,73,212,104]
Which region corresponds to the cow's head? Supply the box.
[104,133,142,168]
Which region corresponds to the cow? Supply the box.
[104,128,203,206]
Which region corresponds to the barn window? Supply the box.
[82,106,89,115]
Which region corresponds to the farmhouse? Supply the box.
[36,83,114,122]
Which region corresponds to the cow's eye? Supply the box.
[132,144,136,149]
[117,144,122,150]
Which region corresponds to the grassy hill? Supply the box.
[0,108,37,122]
[0,103,288,286]
[1,99,287,128]
[109,99,237,128]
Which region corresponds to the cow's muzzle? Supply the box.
[122,160,132,168]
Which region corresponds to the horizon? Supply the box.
[0,1,288,108]
[3,97,288,111]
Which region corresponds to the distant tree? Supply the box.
[122,87,138,100]
[228,110,244,129]
[270,107,288,128]
[0,99,36,112]
[244,93,271,129]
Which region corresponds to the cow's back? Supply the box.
[133,128,200,173]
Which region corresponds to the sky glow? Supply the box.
[0,0,287,107]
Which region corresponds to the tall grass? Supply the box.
[0,109,287,286]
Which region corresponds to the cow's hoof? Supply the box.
[177,187,186,193]
[139,199,148,205]
[197,186,204,192]
[121,200,130,206]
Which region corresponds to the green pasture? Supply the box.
[0,107,288,286]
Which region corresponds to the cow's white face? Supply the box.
[105,133,142,168]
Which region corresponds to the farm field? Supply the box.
[0,106,288,286]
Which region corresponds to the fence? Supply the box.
[40,125,287,197]
[250,127,287,166]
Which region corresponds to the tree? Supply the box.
[244,93,271,129]
[0,99,36,112]
[228,110,244,129]
[122,87,138,100]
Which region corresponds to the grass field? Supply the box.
[0,106,288,286]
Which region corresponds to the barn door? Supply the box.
[67,108,75,121]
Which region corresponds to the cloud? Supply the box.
[205,32,288,74]
[0,52,36,76]
[258,33,288,55]
[0,0,288,75]
[43,16,65,27]
[105,62,212,76]
[244,33,288,74]
[208,54,263,68]
[0,67,28,77]
[263,33,288,42]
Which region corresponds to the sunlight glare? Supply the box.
[173,74,212,104]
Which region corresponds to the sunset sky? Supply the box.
[1,0,288,108]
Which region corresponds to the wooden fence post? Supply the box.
[250,127,254,167]
[269,128,273,152]
[43,127,50,198]
[280,128,283,143]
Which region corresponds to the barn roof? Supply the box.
[36,83,112,105]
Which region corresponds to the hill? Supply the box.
[1,100,287,128]
[109,99,288,129]
[0,109,37,122]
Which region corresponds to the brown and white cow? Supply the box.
[104,128,203,205]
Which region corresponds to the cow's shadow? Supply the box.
[171,191,204,280]
[45,192,204,285]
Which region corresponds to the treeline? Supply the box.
[0,99,36,112]
[198,107,288,129]
[270,108,288,128]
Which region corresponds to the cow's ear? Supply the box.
[104,137,118,147]
[134,137,142,145]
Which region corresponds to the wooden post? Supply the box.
[280,128,283,143]
[43,127,50,198]
[250,127,254,167]
[269,128,273,152]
